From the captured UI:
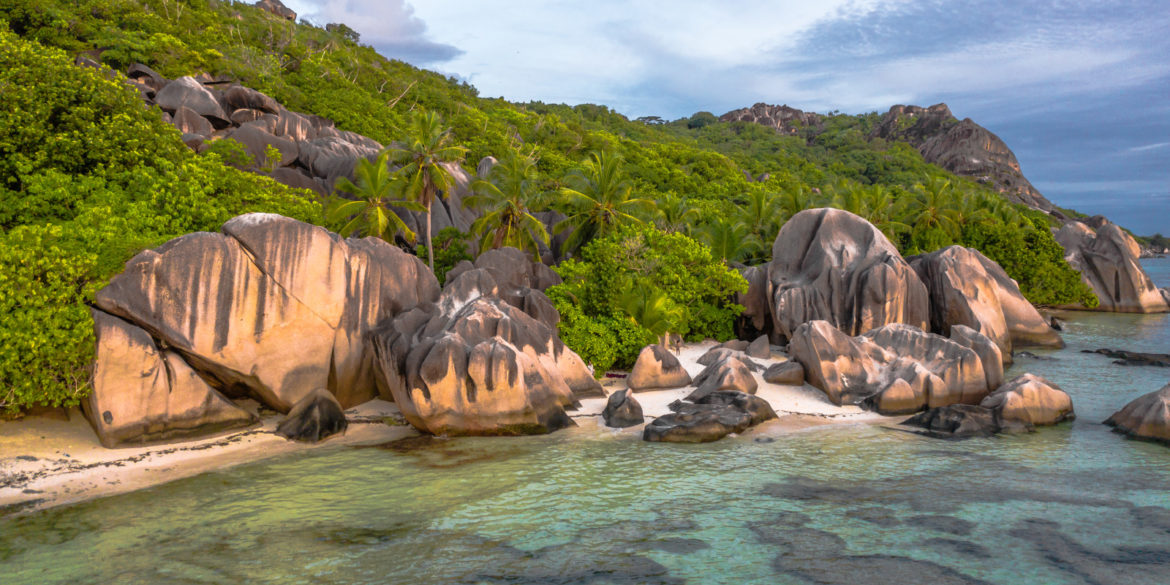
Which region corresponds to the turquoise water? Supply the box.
[3,268,1170,584]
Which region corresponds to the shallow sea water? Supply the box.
[3,259,1169,585]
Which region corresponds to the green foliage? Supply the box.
[425,227,474,285]
[200,137,254,169]
[554,151,655,256]
[0,28,319,414]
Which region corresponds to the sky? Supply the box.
[284,0,1170,235]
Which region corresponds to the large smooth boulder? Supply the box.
[643,391,776,443]
[84,310,257,448]
[297,136,380,183]
[276,388,347,442]
[372,269,595,435]
[910,245,1061,358]
[94,214,439,415]
[688,356,758,401]
[226,124,298,168]
[766,208,929,342]
[171,106,213,138]
[627,345,692,391]
[980,373,1074,431]
[788,320,997,414]
[153,76,228,127]
[1055,220,1169,313]
[256,0,296,20]
[949,325,1005,392]
[221,85,280,114]
[603,390,644,428]
[902,404,1000,438]
[1105,384,1170,444]
[763,361,805,385]
[736,265,771,339]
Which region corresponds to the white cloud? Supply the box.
[284,0,461,63]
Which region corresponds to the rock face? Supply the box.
[371,265,599,436]
[789,320,999,415]
[905,373,1074,437]
[1055,220,1169,313]
[84,310,258,448]
[909,245,1062,357]
[256,0,296,20]
[869,104,1056,213]
[643,392,776,443]
[627,345,692,391]
[86,214,441,444]
[276,388,348,442]
[1105,384,1170,444]
[688,356,759,401]
[763,208,930,343]
[980,374,1074,431]
[720,103,822,136]
[603,390,645,428]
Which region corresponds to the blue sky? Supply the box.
[285,0,1169,235]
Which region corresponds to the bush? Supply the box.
[0,29,320,414]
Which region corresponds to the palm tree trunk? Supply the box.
[425,201,435,274]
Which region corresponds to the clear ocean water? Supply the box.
[3,259,1169,585]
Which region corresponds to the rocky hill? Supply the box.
[723,102,1059,216]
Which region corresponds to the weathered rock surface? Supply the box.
[789,320,998,414]
[870,104,1056,213]
[372,267,596,435]
[910,246,1061,358]
[688,356,759,401]
[765,208,929,342]
[736,265,771,339]
[84,310,258,448]
[746,335,771,359]
[905,373,1074,437]
[276,388,348,442]
[256,0,296,20]
[696,347,763,370]
[644,392,775,443]
[980,374,1074,431]
[627,345,692,391]
[763,361,805,386]
[1105,384,1170,444]
[92,214,439,424]
[1055,220,1169,313]
[1084,348,1170,367]
[603,389,645,428]
[153,76,228,126]
[720,103,823,136]
[949,325,1005,392]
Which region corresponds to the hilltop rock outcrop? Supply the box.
[1055,219,1170,313]
[763,208,930,343]
[870,104,1057,214]
[720,103,822,136]
[909,245,1062,357]
[256,0,296,21]
[788,320,1001,415]
[1105,384,1170,444]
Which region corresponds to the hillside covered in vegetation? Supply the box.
[0,0,1095,414]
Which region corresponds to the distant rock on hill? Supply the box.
[721,101,1059,216]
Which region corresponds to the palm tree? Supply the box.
[327,151,424,242]
[655,192,700,235]
[618,283,686,347]
[388,108,468,273]
[860,184,910,242]
[904,176,961,252]
[776,185,816,224]
[554,151,655,256]
[697,217,763,265]
[741,189,780,244]
[465,147,550,259]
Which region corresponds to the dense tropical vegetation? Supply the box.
[0,0,1097,412]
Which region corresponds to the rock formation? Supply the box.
[1055,219,1170,313]
[627,345,692,391]
[256,0,296,21]
[909,245,1062,357]
[687,355,759,401]
[371,264,601,436]
[644,392,776,443]
[763,361,804,386]
[276,389,348,442]
[762,208,930,343]
[719,103,822,136]
[869,104,1057,214]
[603,390,645,428]
[789,320,1002,415]
[1105,384,1170,444]
[905,373,1074,437]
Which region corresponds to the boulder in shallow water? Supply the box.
[902,404,1000,438]
[980,373,1074,431]
[603,389,644,428]
[766,208,930,341]
[627,344,692,391]
[693,391,778,426]
[643,404,750,443]
[1105,384,1170,444]
[1055,220,1169,313]
[276,388,347,442]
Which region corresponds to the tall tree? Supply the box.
[697,217,762,265]
[655,192,700,235]
[554,151,654,256]
[388,108,467,273]
[905,176,961,252]
[466,147,550,258]
[327,151,423,242]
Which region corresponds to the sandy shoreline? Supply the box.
[1,341,892,517]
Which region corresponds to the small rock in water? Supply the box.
[603,390,644,428]
[276,389,347,442]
